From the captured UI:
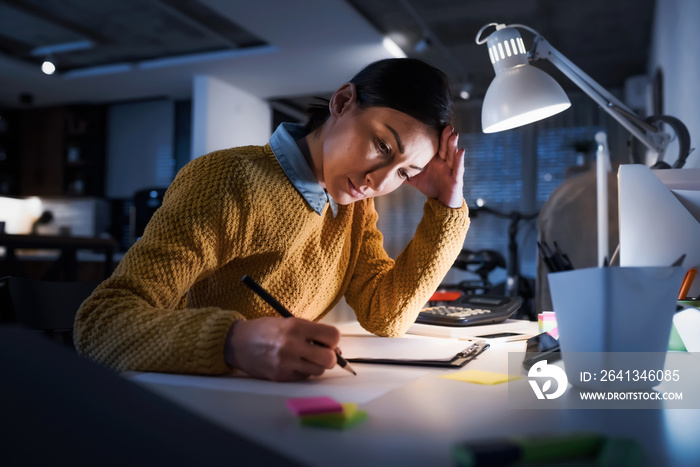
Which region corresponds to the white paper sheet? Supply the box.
[125,324,502,404]
[126,364,430,404]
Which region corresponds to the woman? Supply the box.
[74,58,470,381]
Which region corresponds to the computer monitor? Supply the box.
[618,164,700,298]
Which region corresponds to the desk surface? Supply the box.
[127,321,700,467]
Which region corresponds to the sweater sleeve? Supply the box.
[344,198,469,337]
[74,152,245,375]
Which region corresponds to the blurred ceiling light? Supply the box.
[382,37,407,58]
[459,82,473,100]
[31,40,94,77]
[41,59,56,75]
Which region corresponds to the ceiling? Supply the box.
[350,0,656,97]
[0,0,657,112]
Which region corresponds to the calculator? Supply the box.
[416,295,522,327]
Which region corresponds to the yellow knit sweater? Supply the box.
[74,144,469,375]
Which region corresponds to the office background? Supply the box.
[0,0,697,314]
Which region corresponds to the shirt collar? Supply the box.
[269,122,338,216]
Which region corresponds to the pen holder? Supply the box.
[548,266,684,390]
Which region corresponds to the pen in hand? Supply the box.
[241,275,357,376]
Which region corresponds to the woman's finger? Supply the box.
[270,336,333,381]
[438,125,453,160]
[295,319,341,350]
[455,148,466,181]
[445,132,459,171]
[294,357,329,378]
[298,339,339,370]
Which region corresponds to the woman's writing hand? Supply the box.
[406,125,465,208]
[224,317,341,382]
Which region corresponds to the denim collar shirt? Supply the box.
[269,122,338,217]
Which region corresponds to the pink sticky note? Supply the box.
[285,396,343,416]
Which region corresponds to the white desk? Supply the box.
[126,321,700,467]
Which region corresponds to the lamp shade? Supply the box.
[480,26,571,133]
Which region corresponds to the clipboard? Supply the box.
[346,341,490,368]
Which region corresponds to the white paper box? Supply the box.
[548,266,684,390]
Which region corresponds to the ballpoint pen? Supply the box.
[241,275,357,376]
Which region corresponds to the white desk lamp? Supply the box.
[475,23,692,266]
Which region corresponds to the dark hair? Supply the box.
[304,58,454,134]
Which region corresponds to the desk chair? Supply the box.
[0,277,100,349]
[536,170,619,314]
[435,249,506,300]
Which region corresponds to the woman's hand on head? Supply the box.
[224,317,341,382]
[406,125,465,208]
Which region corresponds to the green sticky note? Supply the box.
[301,409,367,430]
[441,369,521,385]
[300,402,358,422]
[300,403,366,429]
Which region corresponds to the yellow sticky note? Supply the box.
[441,369,521,385]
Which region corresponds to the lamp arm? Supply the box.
[530,36,669,156]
